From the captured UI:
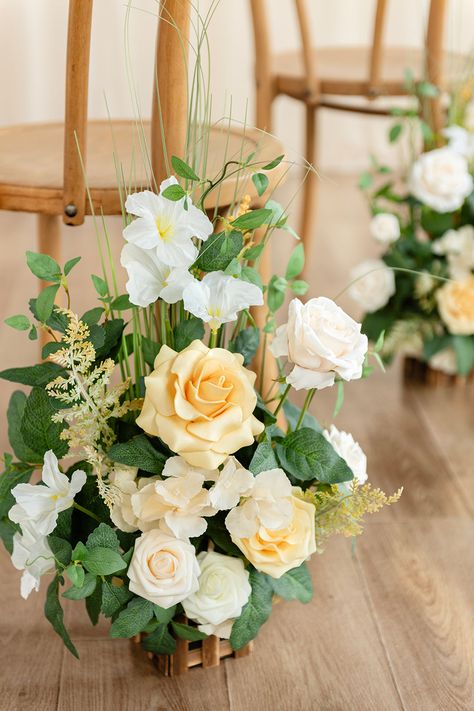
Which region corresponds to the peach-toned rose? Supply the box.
[136,340,264,470]
[436,276,474,335]
[231,494,316,578]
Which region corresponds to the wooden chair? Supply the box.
[250,0,466,274]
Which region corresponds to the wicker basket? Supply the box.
[403,356,474,386]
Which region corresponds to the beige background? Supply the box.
[0,0,473,173]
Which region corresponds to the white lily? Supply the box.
[123,177,213,267]
[120,243,195,307]
[183,271,263,332]
[11,520,55,599]
[9,451,87,537]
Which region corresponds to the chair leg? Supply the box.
[301,105,318,286]
[37,214,62,351]
[255,82,273,133]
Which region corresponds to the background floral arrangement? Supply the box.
[0,150,400,660]
[351,78,474,378]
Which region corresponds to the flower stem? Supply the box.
[208,330,219,348]
[295,388,316,430]
[159,300,167,346]
[73,502,102,524]
[273,383,291,417]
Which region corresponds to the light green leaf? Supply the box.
[26,251,61,281]
[171,156,200,182]
[261,154,284,171]
[285,243,305,280]
[64,256,81,276]
[252,172,269,197]
[82,547,126,576]
[36,284,60,323]
[240,266,263,289]
[231,208,272,232]
[267,562,312,603]
[86,523,120,551]
[5,315,30,331]
[162,184,186,201]
[110,294,133,311]
[452,335,474,376]
[249,441,279,475]
[65,564,85,588]
[91,274,108,298]
[290,280,309,296]
[389,123,403,143]
[62,572,97,600]
[153,604,176,624]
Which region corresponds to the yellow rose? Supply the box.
[231,495,316,578]
[436,276,474,335]
[137,340,264,470]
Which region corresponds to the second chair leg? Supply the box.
[37,214,62,350]
[301,105,319,286]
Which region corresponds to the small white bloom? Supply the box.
[323,425,368,485]
[271,297,368,390]
[182,551,251,638]
[209,457,254,510]
[183,271,263,332]
[349,259,396,313]
[109,466,146,533]
[443,125,474,162]
[432,226,474,281]
[225,468,293,538]
[11,520,55,599]
[429,347,458,375]
[409,147,473,213]
[9,451,86,537]
[370,213,400,244]
[120,243,195,307]
[123,177,213,267]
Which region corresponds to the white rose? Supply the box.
[409,147,473,213]
[128,529,200,608]
[323,425,367,485]
[429,348,458,375]
[349,259,396,313]
[443,125,474,162]
[370,213,400,244]
[432,226,474,281]
[182,551,251,638]
[270,297,368,390]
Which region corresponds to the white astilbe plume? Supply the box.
[45,309,136,507]
[381,318,441,359]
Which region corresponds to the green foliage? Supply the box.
[0,362,66,387]
[64,256,81,276]
[91,274,108,298]
[285,243,305,280]
[142,336,161,366]
[388,123,403,143]
[45,577,79,658]
[81,307,104,327]
[7,391,42,463]
[171,621,207,641]
[277,428,354,484]
[36,284,60,322]
[110,294,133,311]
[452,335,474,376]
[249,441,279,475]
[252,172,269,197]
[162,184,186,201]
[108,435,167,474]
[101,581,133,618]
[20,387,68,459]
[171,156,200,182]
[420,207,454,236]
[153,604,177,624]
[206,515,245,558]
[194,231,243,271]
[110,597,154,638]
[267,275,287,312]
[86,523,120,551]
[5,315,30,331]
[290,279,309,296]
[173,317,205,351]
[85,578,103,625]
[26,251,61,281]
[82,547,126,576]
[0,518,18,554]
[283,400,322,433]
[63,573,97,600]
[231,208,272,232]
[48,535,72,568]
[261,154,284,171]
[93,319,125,362]
[0,465,33,518]
[267,562,313,603]
[228,326,260,365]
[142,624,177,654]
[240,266,263,289]
[65,564,85,588]
[230,570,273,650]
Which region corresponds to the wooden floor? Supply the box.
[0,175,473,710]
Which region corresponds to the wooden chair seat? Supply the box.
[0,120,284,216]
[275,45,469,102]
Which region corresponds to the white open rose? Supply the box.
[370,213,400,244]
[323,425,367,485]
[409,147,473,213]
[128,529,200,608]
[349,259,395,313]
[182,551,251,638]
[270,297,368,390]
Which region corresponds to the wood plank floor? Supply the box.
[0,175,472,710]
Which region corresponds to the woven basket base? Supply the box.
[403,357,474,387]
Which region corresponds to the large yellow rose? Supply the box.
[231,495,316,578]
[436,276,474,335]
[137,340,264,470]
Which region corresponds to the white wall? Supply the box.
[0,0,473,172]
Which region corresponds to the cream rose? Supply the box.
[128,529,200,608]
[231,494,316,578]
[323,425,367,485]
[349,259,395,313]
[182,551,251,637]
[370,213,400,244]
[436,276,474,335]
[409,147,473,213]
[271,297,368,390]
[136,340,264,470]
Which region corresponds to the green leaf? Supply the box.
[228,326,260,365]
[20,387,68,459]
[7,391,41,463]
[83,547,126,576]
[153,604,177,624]
[290,279,309,296]
[71,541,88,562]
[252,172,269,197]
[53,508,73,541]
[389,123,403,143]
[231,208,272,232]
[358,171,374,190]
[64,256,81,276]
[0,467,34,518]
[267,562,313,603]
[110,294,133,311]
[267,275,287,312]
[142,336,161,367]
[41,342,63,359]
[0,518,19,554]
[86,578,103,625]
[285,243,305,280]
[101,580,133,618]
[261,154,284,171]
[108,435,167,474]
[45,577,79,658]
[0,362,66,387]
[417,80,439,98]
[81,307,104,327]
[142,624,177,655]
[91,274,108,298]
[5,315,30,331]
[452,335,474,376]
[62,573,97,600]
[283,400,322,433]
[244,242,265,260]
[171,156,200,182]
[65,564,85,588]
[249,441,279,475]
[206,516,244,558]
[86,523,120,551]
[26,251,61,281]
[194,231,243,272]
[162,184,186,201]
[276,428,353,484]
[110,597,155,638]
[171,621,208,641]
[230,570,273,650]
[240,265,263,290]
[173,317,205,352]
[93,318,125,362]
[28,325,38,341]
[36,284,60,323]
[224,257,242,277]
[48,535,72,568]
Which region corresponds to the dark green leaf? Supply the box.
[231,208,272,232]
[41,341,63,359]
[64,256,81,276]
[153,604,176,624]
[28,325,38,341]
[388,123,403,143]
[229,326,260,365]
[142,624,177,655]
[0,466,34,518]
[244,243,265,260]
[62,573,97,600]
[86,523,120,551]
[261,154,284,171]
[48,535,72,568]
[101,580,133,617]
[20,387,68,459]
[171,621,207,641]
[36,284,60,323]
[194,231,243,272]
[81,307,104,327]
[267,562,313,603]
[86,577,103,625]
[5,315,30,331]
[142,336,161,367]
[0,517,18,554]
[171,156,200,182]
[276,428,354,484]
[252,172,269,197]
[0,362,66,387]
[249,441,279,475]
[45,577,79,658]
[93,319,125,362]
[173,317,205,352]
[162,184,186,201]
[110,597,155,638]
[83,547,126,576]
[108,435,167,474]
[53,508,73,541]
[91,274,108,297]
[26,251,61,281]
[230,570,273,650]
[111,294,133,311]
[7,391,41,463]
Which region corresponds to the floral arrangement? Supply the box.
[351,83,474,378]
[0,154,400,661]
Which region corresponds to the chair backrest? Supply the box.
[62,0,190,226]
